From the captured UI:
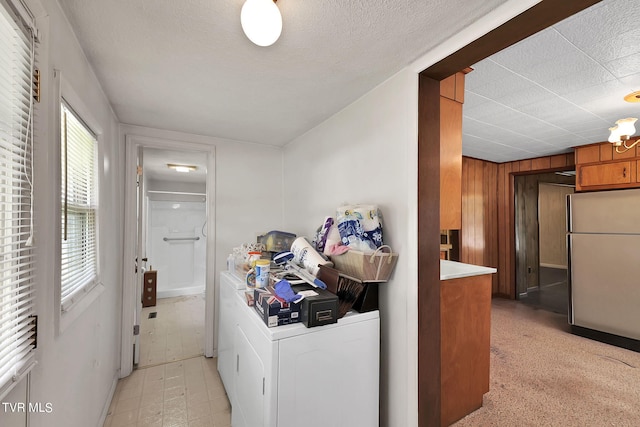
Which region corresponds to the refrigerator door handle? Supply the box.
[567,234,573,325]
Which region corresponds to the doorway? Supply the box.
[515,172,575,314]
[137,147,208,367]
[121,134,216,378]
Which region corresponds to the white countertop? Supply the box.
[440,260,497,280]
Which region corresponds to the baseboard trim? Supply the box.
[571,325,640,353]
[157,286,205,299]
[540,263,567,269]
[98,371,119,427]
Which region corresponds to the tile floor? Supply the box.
[103,294,230,426]
[103,356,231,427]
[139,295,205,368]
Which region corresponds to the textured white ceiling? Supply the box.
[463,0,640,162]
[57,0,636,165]
[57,0,510,147]
[143,147,207,185]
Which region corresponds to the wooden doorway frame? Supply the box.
[417,1,601,425]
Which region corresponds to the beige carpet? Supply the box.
[454,299,640,427]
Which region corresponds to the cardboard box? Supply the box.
[254,286,302,328]
[292,284,339,328]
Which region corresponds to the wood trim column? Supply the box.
[417,74,442,427]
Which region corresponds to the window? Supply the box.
[60,103,98,312]
[0,1,37,400]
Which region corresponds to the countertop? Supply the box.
[441,260,497,280]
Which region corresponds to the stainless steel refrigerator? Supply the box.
[567,188,640,344]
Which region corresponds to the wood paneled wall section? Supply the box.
[462,153,575,298]
[461,157,499,292]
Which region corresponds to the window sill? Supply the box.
[59,282,105,335]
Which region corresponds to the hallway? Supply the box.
[139,295,206,368]
[102,294,230,426]
[103,356,231,427]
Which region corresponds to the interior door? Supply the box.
[133,147,145,365]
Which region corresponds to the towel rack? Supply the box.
[163,237,200,242]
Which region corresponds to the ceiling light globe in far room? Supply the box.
[241,0,282,47]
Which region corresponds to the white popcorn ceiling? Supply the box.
[57,0,636,166]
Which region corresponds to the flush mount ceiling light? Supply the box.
[167,163,197,173]
[240,0,282,47]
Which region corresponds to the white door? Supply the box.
[133,147,145,365]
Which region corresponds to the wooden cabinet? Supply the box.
[440,69,471,230]
[440,271,492,426]
[578,161,633,187]
[575,142,640,191]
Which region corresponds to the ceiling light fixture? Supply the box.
[240,0,282,47]
[608,118,639,154]
[608,92,640,153]
[167,163,197,173]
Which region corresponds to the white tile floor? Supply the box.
[103,295,231,427]
[139,295,205,368]
[103,356,231,427]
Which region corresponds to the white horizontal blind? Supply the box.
[0,0,37,400]
[60,103,98,311]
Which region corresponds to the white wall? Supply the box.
[121,125,284,283]
[147,200,207,297]
[120,125,284,358]
[0,0,124,426]
[283,68,419,427]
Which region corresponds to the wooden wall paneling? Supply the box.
[461,158,470,262]
[484,160,499,293]
[532,157,551,170]
[518,159,532,172]
[461,158,499,292]
[566,153,575,166]
[497,163,507,296]
[507,161,519,298]
[474,159,485,266]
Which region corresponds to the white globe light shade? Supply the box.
[615,117,638,138]
[241,0,282,47]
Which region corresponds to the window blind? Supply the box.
[0,0,37,401]
[60,103,98,312]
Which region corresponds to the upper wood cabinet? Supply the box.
[575,142,640,191]
[440,70,470,230]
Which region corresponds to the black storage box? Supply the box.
[254,286,302,328]
[291,283,339,328]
